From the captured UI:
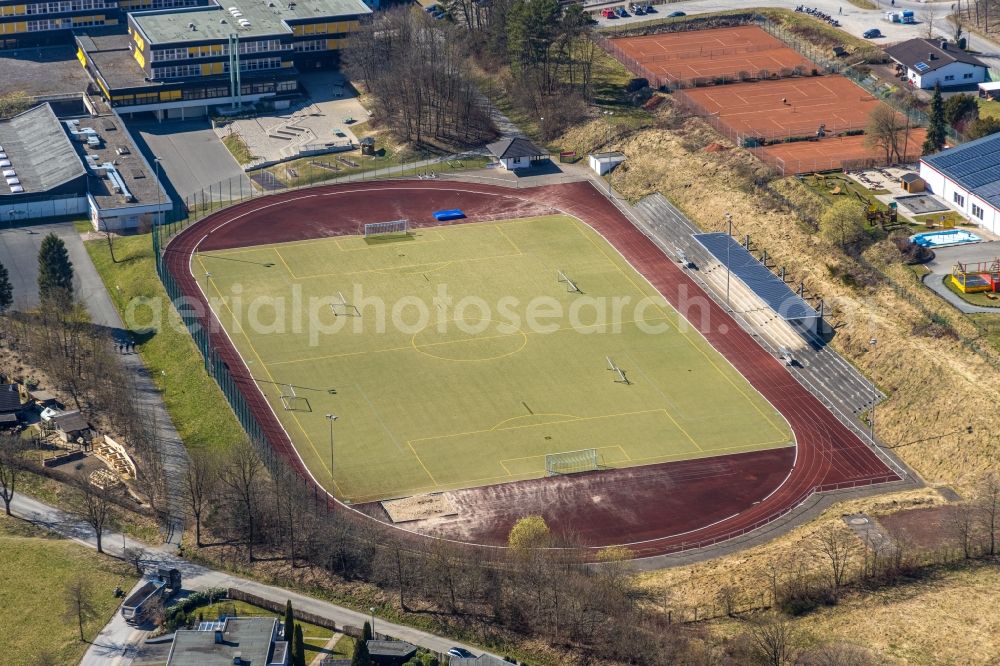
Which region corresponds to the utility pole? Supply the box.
[604,110,614,198]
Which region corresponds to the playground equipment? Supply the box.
[853,191,899,229]
[951,258,1000,294]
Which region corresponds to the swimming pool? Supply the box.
[910,229,982,248]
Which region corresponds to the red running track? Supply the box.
[164,180,899,557]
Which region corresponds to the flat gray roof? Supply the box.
[0,45,94,98]
[167,617,279,666]
[78,33,162,89]
[133,0,370,44]
[0,104,87,195]
[66,113,169,209]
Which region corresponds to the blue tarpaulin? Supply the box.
[433,209,465,221]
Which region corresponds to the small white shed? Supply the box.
[588,151,626,176]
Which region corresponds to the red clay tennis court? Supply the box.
[609,25,815,85]
[678,75,883,140]
[758,128,929,174]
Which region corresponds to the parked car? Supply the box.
[448,647,477,658]
[601,6,616,18]
[863,28,882,38]
[615,6,628,17]
[632,4,645,15]
[668,10,686,17]
[644,3,655,12]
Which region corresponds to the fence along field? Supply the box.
[599,23,926,174]
[193,214,793,503]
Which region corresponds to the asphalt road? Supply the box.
[6,493,495,666]
[0,222,95,311]
[125,119,251,202]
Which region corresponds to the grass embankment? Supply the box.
[84,234,244,451]
[845,0,877,9]
[0,516,138,666]
[222,132,257,165]
[261,151,491,190]
[195,599,354,662]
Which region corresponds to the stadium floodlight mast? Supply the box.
[325,414,338,480]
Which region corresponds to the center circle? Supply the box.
[410,317,528,362]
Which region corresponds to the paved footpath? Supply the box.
[6,493,491,665]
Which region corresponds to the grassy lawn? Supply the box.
[84,234,245,452]
[0,515,138,666]
[193,599,353,662]
[968,313,1000,352]
[845,0,877,9]
[197,215,791,502]
[977,96,1000,119]
[943,273,1000,308]
[222,132,257,165]
[801,172,889,202]
[913,211,971,228]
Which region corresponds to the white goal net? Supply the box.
[545,448,599,476]
[363,219,409,238]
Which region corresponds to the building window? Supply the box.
[972,203,984,219]
[944,75,955,81]
[954,192,965,207]
[964,72,974,79]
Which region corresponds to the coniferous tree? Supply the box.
[0,260,12,313]
[361,620,373,642]
[283,600,295,643]
[37,233,74,304]
[293,624,306,666]
[350,637,371,666]
[923,83,947,154]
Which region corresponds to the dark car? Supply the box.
[615,6,628,17]
[448,647,477,658]
[863,28,882,38]
[668,10,686,17]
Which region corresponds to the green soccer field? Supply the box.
[194,215,793,503]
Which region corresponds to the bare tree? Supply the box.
[949,503,978,559]
[866,105,910,163]
[0,434,27,516]
[746,613,798,666]
[219,438,265,561]
[922,9,937,39]
[185,447,218,547]
[63,577,98,641]
[975,472,1000,557]
[813,523,858,599]
[75,476,117,554]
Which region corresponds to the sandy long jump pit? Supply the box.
[168,180,899,556]
[610,25,815,85]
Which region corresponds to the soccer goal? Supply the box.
[279,384,311,412]
[606,356,631,385]
[556,269,582,294]
[545,448,600,476]
[363,219,409,238]
[330,291,361,317]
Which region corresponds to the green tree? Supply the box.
[293,623,306,666]
[283,600,294,644]
[0,260,12,313]
[943,93,979,129]
[507,515,550,550]
[964,116,1000,140]
[506,0,561,91]
[351,637,372,666]
[923,83,947,154]
[37,233,74,304]
[820,199,867,251]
